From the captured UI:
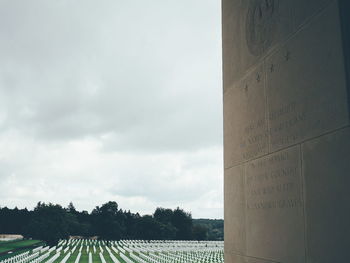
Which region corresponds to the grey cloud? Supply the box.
[0,0,221,152]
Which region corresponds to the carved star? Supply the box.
[285,51,290,61]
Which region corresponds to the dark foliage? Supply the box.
[192,218,224,241]
[0,202,223,243]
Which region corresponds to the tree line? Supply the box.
[0,201,223,245]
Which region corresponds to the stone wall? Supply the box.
[222,1,349,262]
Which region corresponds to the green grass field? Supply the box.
[0,239,43,253]
[0,239,45,261]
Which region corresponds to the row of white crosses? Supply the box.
[119,240,224,263]
[0,242,64,263]
[115,239,223,263]
[1,239,223,263]
[9,246,48,263]
[0,252,39,263]
[30,251,50,263]
[0,251,29,263]
[74,252,81,263]
[46,252,60,263]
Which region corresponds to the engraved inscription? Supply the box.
[245,146,305,262]
[269,98,344,148]
[246,0,279,56]
[239,119,268,160]
[246,148,302,210]
[266,5,349,152]
[223,66,268,167]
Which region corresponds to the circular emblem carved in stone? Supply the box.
[245,0,278,56]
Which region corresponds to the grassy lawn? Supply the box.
[0,239,43,253]
[54,251,68,262]
[66,250,79,263]
[79,250,89,263]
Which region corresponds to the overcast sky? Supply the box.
[0,0,223,219]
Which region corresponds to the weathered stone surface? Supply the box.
[224,65,268,168]
[292,0,331,29]
[224,165,245,254]
[266,2,349,151]
[302,127,350,263]
[225,253,279,263]
[245,146,305,263]
[222,0,293,90]
[338,0,350,111]
[223,1,350,262]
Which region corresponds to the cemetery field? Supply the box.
[1,239,224,263]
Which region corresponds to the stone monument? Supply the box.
[222,1,350,262]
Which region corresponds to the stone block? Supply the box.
[224,165,246,254]
[225,253,279,263]
[224,65,268,168]
[245,146,305,263]
[266,2,349,151]
[292,0,331,29]
[302,127,350,263]
[222,0,293,90]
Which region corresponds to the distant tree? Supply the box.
[153,208,173,224]
[171,207,193,240]
[0,206,31,235]
[124,210,140,239]
[0,201,220,243]
[91,201,125,240]
[158,222,177,240]
[67,202,76,213]
[134,215,163,240]
[193,219,224,240]
[25,203,70,245]
[192,224,208,240]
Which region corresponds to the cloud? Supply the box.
[0,0,222,218]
